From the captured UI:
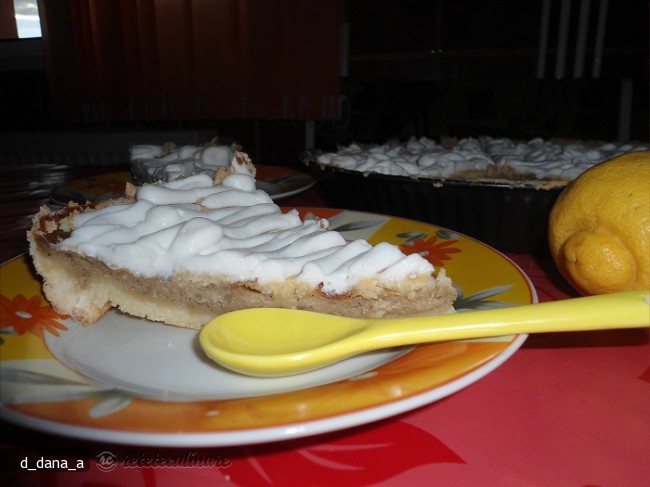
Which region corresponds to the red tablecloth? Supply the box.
[1,164,648,486]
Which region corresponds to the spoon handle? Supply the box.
[355,290,650,350]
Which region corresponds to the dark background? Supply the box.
[1,0,648,165]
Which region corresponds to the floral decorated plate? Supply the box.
[50,165,315,204]
[0,209,535,446]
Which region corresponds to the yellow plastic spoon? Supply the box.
[199,290,650,377]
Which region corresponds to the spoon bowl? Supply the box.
[199,291,650,377]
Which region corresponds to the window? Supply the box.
[14,0,42,38]
[0,0,41,39]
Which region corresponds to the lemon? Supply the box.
[548,151,650,295]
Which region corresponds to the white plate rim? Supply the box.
[0,334,527,447]
[50,166,316,204]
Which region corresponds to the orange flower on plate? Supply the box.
[400,235,462,266]
[0,294,68,338]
